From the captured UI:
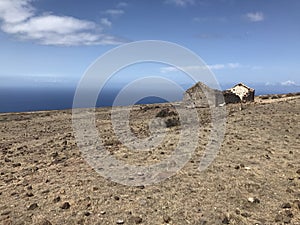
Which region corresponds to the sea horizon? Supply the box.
[0,82,299,114]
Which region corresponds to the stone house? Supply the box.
[223,83,255,104]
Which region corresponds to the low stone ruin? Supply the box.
[183,82,224,108]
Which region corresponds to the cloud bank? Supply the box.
[0,0,125,46]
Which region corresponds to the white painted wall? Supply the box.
[230,85,249,100]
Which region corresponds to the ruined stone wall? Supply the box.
[183,82,225,107]
[223,91,241,104]
[243,89,255,102]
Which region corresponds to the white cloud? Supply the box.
[228,63,241,69]
[160,67,178,73]
[105,9,124,17]
[160,62,243,73]
[165,0,195,7]
[161,65,217,74]
[2,15,96,35]
[160,65,218,73]
[209,63,243,70]
[208,64,226,70]
[0,0,125,46]
[100,18,112,27]
[246,12,264,22]
[281,80,298,86]
[0,0,34,23]
[117,2,128,8]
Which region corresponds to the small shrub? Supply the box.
[286,93,295,97]
[156,108,177,118]
[260,96,269,100]
[165,117,180,128]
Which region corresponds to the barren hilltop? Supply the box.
[0,93,299,225]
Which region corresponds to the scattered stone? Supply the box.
[26,192,34,197]
[41,189,50,194]
[248,197,260,204]
[165,117,180,128]
[248,197,255,202]
[296,169,300,174]
[199,219,208,225]
[4,157,11,162]
[84,211,91,216]
[130,216,143,224]
[27,185,33,190]
[116,219,125,224]
[60,202,70,209]
[77,218,85,225]
[234,165,240,169]
[163,215,171,223]
[241,212,251,218]
[38,219,52,225]
[93,186,99,191]
[275,210,293,223]
[222,215,230,224]
[51,152,58,158]
[114,196,120,201]
[1,211,11,216]
[156,108,177,118]
[281,203,292,209]
[294,200,300,209]
[28,203,38,210]
[12,162,21,167]
[53,196,61,203]
[100,211,106,215]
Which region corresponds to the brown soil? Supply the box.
[0,95,299,225]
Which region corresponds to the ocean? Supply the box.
[0,84,299,113]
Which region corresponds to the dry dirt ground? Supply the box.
[0,94,299,225]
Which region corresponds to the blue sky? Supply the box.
[0,0,300,90]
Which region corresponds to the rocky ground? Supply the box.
[0,93,300,225]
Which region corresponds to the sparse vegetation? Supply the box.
[0,94,299,224]
[156,108,177,118]
[165,117,180,127]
